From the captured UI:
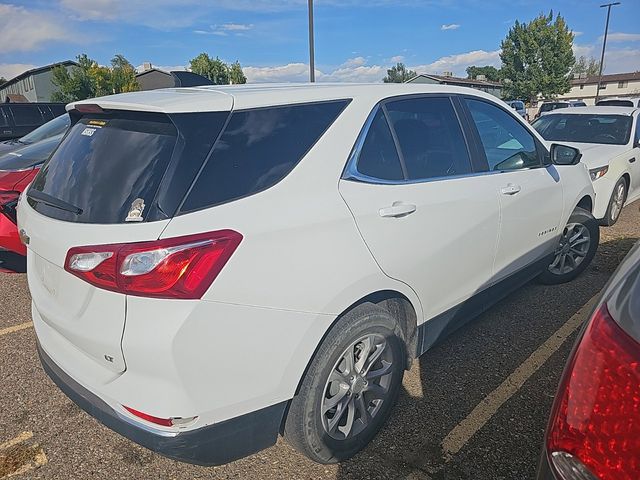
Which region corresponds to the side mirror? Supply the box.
[551,144,582,166]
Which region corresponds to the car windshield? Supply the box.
[0,134,63,171]
[19,114,70,145]
[532,113,632,145]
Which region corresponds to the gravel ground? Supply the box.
[1,201,639,480]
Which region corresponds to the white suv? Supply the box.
[18,84,598,465]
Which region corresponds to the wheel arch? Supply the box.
[576,194,593,213]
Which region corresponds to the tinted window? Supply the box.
[0,109,7,127]
[635,119,640,146]
[598,99,634,107]
[182,100,349,212]
[10,105,43,126]
[532,113,632,145]
[29,112,178,223]
[49,104,67,117]
[20,114,70,145]
[466,98,539,171]
[356,109,404,181]
[0,134,62,171]
[386,97,472,180]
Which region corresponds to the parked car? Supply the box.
[0,103,66,141]
[536,101,587,119]
[0,134,64,255]
[19,84,598,466]
[532,106,640,226]
[596,96,640,108]
[505,100,528,120]
[537,239,640,480]
[0,113,70,156]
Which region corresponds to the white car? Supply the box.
[532,106,640,225]
[18,84,598,465]
[596,97,640,108]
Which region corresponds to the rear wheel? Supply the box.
[284,303,405,464]
[602,177,627,226]
[538,207,599,285]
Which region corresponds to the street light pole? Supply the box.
[308,0,315,83]
[595,2,621,104]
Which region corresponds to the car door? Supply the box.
[462,97,564,281]
[339,95,500,322]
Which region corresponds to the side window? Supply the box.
[635,118,640,146]
[356,109,404,181]
[385,97,472,180]
[10,105,43,126]
[181,100,349,212]
[465,98,540,171]
[0,108,7,127]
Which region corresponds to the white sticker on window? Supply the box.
[81,127,96,137]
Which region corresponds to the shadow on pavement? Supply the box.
[0,251,26,273]
[335,236,638,480]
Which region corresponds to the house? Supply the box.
[556,71,640,105]
[135,63,213,90]
[406,72,503,98]
[0,61,77,103]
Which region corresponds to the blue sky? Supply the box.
[1,0,639,82]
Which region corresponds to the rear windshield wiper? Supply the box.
[27,189,83,215]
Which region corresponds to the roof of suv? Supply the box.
[69,83,499,113]
[543,106,638,116]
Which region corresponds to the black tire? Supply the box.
[538,207,599,285]
[601,177,628,226]
[284,302,405,464]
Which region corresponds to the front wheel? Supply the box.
[602,177,627,226]
[284,303,405,464]
[538,207,599,285]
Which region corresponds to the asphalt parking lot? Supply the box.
[1,203,639,480]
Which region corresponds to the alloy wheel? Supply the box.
[548,223,591,276]
[610,182,626,222]
[321,334,394,440]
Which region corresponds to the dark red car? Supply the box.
[538,241,640,480]
[0,134,64,256]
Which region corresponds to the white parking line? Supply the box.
[0,431,48,479]
[440,294,599,460]
[0,432,33,451]
[0,322,33,338]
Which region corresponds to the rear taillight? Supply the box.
[64,230,242,299]
[547,304,640,480]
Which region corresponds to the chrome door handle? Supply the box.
[379,202,416,218]
[500,184,521,195]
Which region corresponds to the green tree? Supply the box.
[110,54,139,93]
[466,65,502,82]
[51,53,139,102]
[500,11,575,103]
[571,56,600,78]
[189,53,230,85]
[383,63,417,83]
[228,61,247,84]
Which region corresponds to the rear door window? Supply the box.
[0,108,7,127]
[10,105,43,126]
[181,100,349,212]
[355,109,404,181]
[385,97,472,180]
[29,112,178,223]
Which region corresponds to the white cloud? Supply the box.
[135,64,187,73]
[194,23,254,36]
[602,48,640,74]
[0,4,71,52]
[602,32,640,43]
[0,63,37,81]
[341,56,367,68]
[441,24,460,31]
[571,31,583,37]
[390,55,405,63]
[220,23,253,31]
[244,63,312,83]
[573,44,596,59]
[411,49,501,76]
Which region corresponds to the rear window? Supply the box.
[180,100,349,212]
[29,112,178,223]
[20,114,70,145]
[0,135,62,171]
[597,99,634,107]
[10,105,43,126]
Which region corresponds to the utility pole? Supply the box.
[308,0,315,82]
[595,2,621,104]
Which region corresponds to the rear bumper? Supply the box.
[37,342,288,466]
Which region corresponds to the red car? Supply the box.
[538,241,640,480]
[0,134,64,256]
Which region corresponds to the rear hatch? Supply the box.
[19,100,231,373]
